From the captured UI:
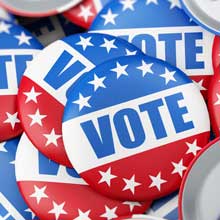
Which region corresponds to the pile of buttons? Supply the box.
[0,0,219,219]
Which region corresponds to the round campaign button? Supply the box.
[90,0,215,98]
[0,0,82,17]
[212,36,220,70]
[180,0,220,35]
[0,20,42,142]
[179,138,220,220]
[116,214,167,220]
[0,137,38,220]
[62,55,210,201]
[208,65,220,137]
[15,133,151,220]
[0,7,14,22]
[18,15,85,47]
[64,0,111,29]
[17,33,142,167]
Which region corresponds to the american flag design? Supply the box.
[116,214,167,219]
[17,33,142,167]
[146,191,178,220]
[208,65,220,137]
[15,133,151,220]
[0,7,14,22]
[64,0,111,29]
[0,20,42,142]
[62,55,210,201]
[212,36,220,71]
[90,0,215,98]
[18,15,85,46]
[0,137,38,220]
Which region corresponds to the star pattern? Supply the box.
[88,74,106,91]
[48,201,67,220]
[111,62,128,78]
[76,36,94,51]
[101,9,119,25]
[78,5,94,22]
[3,112,20,129]
[214,93,220,105]
[99,167,117,187]
[30,185,48,204]
[120,0,137,11]
[186,139,201,156]
[123,201,142,212]
[43,129,62,147]
[171,159,187,177]
[73,93,91,111]
[123,175,141,194]
[137,60,154,76]
[15,31,32,45]
[0,142,7,152]
[100,38,117,53]
[160,68,176,84]
[23,86,42,104]
[28,109,47,127]
[168,0,181,9]
[74,209,91,220]
[149,172,167,191]
[100,206,118,220]
[0,21,11,34]
[146,0,158,5]
[193,80,207,91]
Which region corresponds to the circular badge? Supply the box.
[146,191,178,220]
[179,138,220,220]
[116,215,167,220]
[208,65,220,137]
[0,7,14,22]
[62,55,210,201]
[0,137,38,220]
[90,0,215,98]
[64,0,111,29]
[15,133,151,220]
[212,36,220,71]
[18,15,85,47]
[0,0,82,17]
[180,0,220,35]
[0,20,42,142]
[17,33,142,168]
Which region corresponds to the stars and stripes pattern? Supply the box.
[212,36,220,70]
[17,33,141,167]
[15,134,150,220]
[90,0,215,98]
[64,0,110,29]
[0,20,42,142]
[0,138,38,220]
[62,55,210,201]
[208,66,220,137]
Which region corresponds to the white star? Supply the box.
[0,21,11,33]
[193,80,207,91]
[160,68,176,84]
[76,36,94,51]
[0,142,7,152]
[100,38,117,53]
[125,49,137,56]
[123,201,142,212]
[100,206,118,220]
[172,159,187,177]
[25,208,36,219]
[111,62,128,78]
[15,32,32,45]
[214,93,220,105]
[23,87,42,104]
[120,0,136,11]
[73,93,91,111]
[99,167,117,187]
[101,9,119,25]
[149,172,167,191]
[43,129,62,147]
[146,0,158,5]
[88,74,106,91]
[74,209,91,220]
[48,201,67,220]
[28,109,47,127]
[123,175,141,194]
[78,5,94,22]
[137,61,154,77]
[186,139,201,156]
[3,112,20,129]
[30,185,48,204]
[168,0,181,9]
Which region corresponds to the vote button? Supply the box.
[62,55,210,201]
